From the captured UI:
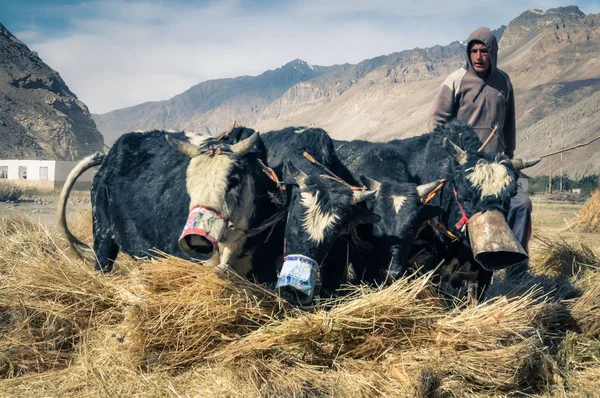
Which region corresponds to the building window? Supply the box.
[18,166,27,180]
[0,166,7,179]
[39,166,48,181]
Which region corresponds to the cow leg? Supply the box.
[91,187,119,273]
[93,231,119,273]
[476,267,493,302]
[466,281,478,301]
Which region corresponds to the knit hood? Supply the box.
[466,27,498,75]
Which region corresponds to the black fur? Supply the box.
[337,120,520,299]
[261,127,380,296]
[334,142,441,283]
[393,121,519,298]
[89,128,281,277]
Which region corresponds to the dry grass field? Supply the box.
[0,195,598,397]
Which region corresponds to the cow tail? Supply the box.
[57,152,105,263]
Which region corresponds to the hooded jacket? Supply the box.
[427,27,516,158]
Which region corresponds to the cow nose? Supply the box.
[181,234,215,260]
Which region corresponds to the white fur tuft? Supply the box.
[300,191,339,244]
[466,160,512,199]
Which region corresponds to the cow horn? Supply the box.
[166,135,199,158]
[359,175,381,192]
[230,131,260,156]
[351,190,377,204]
[443,137,467,165]
[416,181,439,198]
[510,158,541,170]
[285,160,308,188]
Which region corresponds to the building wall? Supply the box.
[54,161,96,189]
[0,160,57,181]
[0,159,97,190]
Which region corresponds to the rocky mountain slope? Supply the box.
[94,60,337,144]
[93,6,600,177]
[0,23,104,160]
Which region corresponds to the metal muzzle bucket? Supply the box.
[276,254,319,305]
[468,210,528,271]
[178,206,226,261]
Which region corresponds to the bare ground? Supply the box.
[0,191,90,227]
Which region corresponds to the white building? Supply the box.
[0,159,96,190]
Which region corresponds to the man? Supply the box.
[428,27,531,277]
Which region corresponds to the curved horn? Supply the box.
[510,158,541,171]
[416,181,439,198]
[351,190,377,204]
[443,137,467,165]
[285,160,308,189]
[359,175,382,192]
[230,131,260,156]
[166,135,199,158]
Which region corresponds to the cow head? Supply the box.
[166,132,261,268]
[360,176,442,282]
[443,136,539,270]
[277,160,379,304]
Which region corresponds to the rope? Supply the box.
[427,220,460,242]
[258,159,285,191]
[421,179,447,204]
[477,125,498,152]
[302,151,366,191]
[540,134,600,159]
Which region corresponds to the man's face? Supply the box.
[470,43,490,73]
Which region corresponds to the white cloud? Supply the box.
[17,0,597,114]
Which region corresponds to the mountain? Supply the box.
[0,23,104,160]
[93,6,600,178]
[93,59,336,144]
[94,43,465,144]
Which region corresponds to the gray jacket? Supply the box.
[428,27,516,158]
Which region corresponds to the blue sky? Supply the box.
[1,0,599,114]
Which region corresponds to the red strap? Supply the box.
[453,188,469,230]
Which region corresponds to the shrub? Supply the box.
[0,182,22,202]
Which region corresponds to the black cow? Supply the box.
[333,142,442,283]
[58,128,281,278]
[261,127,380,304]
[336,120,538,299]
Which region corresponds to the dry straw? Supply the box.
[530,235,598,279]
[1,210,599,397]
[127,256,290,369]
[567,188,600,233]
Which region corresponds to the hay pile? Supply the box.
[568,189,600,232]
[1,212,599,397]
[530,236,598,279]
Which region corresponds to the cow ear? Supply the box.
[230,131,260,156]
[359,175,381,192]
[350,206,381,225]
[284,160,307,188]
[166,135,199,158]
[418,204,443,221]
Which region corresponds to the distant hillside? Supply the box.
[0,23,104,160]
[93,60,337,145]
[93,6,600,177]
